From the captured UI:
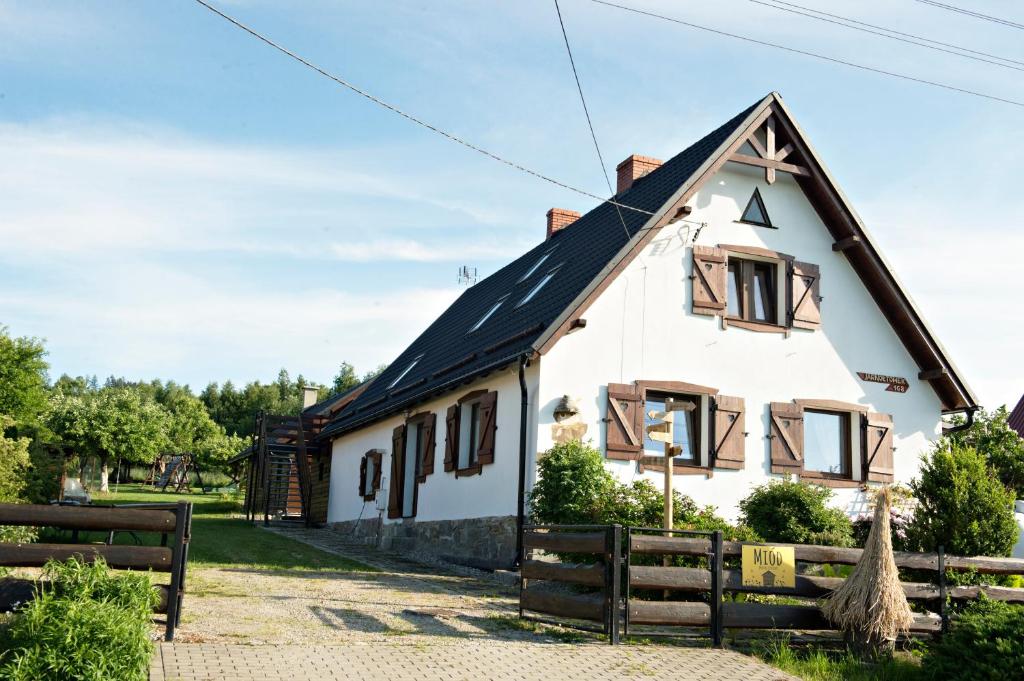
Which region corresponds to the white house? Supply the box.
[317,93,978,569]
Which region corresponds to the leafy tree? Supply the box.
[739,480,855,547]
[0,416,30,503]
[0,326,49,430]
[906,445,1018,557]
[944,406,1024,500]
[90,387,169,492]
[331,362,360,394]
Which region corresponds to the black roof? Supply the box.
[320,99,761,439]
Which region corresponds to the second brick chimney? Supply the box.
[616,154,663,194]
[547,208,581,239]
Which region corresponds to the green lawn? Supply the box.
[87,484,375,572]
[752,637,924,681]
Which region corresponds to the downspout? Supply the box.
[515,353,531,568]
[942,406,979,435]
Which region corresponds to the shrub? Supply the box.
[943,406,1024,499]
[921,598,1024,681]
[739,480,854,547]
[0,557,158,681]
[905,445,1017,557]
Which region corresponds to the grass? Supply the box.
[82,484,375,573]
[752,636,924,681]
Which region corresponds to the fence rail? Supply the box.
[520,523,1024,646]
[0,501,193,641]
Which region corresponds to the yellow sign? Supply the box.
[741,545,795,588]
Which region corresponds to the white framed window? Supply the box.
[518,250,554,283]
[468,295,508,333]
[363,456,376,496]
[516,265,561,308]
[458,400,483,469]
[804,410,852,477]
[387,354,423,389]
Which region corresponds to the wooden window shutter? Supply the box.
[606,383,642,460]
[372,451,383,490]
[691,245,728,316]
[476,391,498,465]
[443,405,459,472]
[864,412,894,483]
[358,455,368,498]
[769,402,804,474]
[387,425,405,519]
[713,395,745,470]
[419,413,437,479]
[790,261,821,329]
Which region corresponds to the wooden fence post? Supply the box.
[938,545,948,634]
[711,530,724,647]
[608,524,622,645]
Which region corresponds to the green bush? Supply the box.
[905,445,1017,557]
[921,598,1024,681]
[0,557,158,681]
[943,406,1024,499]
[738,480,854,547]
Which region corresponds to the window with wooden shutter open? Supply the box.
[387,425,405,519]
[713,395,745,470]
[476,391,498,465]
[691,245,728,316]
[790,261,821,329]
[371,451,383,491]
[864,412,894,483]
[605,383,642,460]
[444,405,459,472]
[419,413,437,479]
[358,455,368,498]
[770,402,804,474]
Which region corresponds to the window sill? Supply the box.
[362,493,376,501]
[455,464,483,478]
[799,472,862,489]
[723,316,788,335]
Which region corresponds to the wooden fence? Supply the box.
[0,501,193,641]
[520,524,1024,645]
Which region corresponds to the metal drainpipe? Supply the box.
[515,353,530,569]
[942,406,979,435]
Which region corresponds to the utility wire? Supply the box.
[751,0,1024,72]
[589,0,1024,108]
[192,0,655,216]
[553,0,636,244]
[914,0,1024,31]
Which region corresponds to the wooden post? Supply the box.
[938,545,948,634]
[164,501,190,641]
[711,530,724,647]
[609,524,622,645]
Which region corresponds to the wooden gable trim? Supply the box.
[533,99,776,357]
[533,93,976,412]
[719,244,794,262]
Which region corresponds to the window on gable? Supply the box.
[468,295,508,333]
[727,257,778,324]
[739,188,772,227]
[387,354,423,389]
[516,265,561,308]
[804,410,851,477]
[518,250,554,283]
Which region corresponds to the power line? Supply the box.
[191,0,655,216]
[589,0,1024,108]
[553,0,636,244]
[914,0,1024,31]
[751,0,1024,72]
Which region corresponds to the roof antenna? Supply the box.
[458,265,478,287]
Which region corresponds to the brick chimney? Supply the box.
[616,154,663,194]
[546,208,581,239]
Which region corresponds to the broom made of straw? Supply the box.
[822,487,914,648]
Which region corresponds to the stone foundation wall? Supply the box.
[328,515,518,570]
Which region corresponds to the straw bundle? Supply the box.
[822,487,914,656]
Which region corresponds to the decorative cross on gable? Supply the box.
[728,114,809,184]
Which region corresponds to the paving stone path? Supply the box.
[152,526,795,680]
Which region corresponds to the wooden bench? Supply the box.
[0,501,193,641]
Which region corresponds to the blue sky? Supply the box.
[0,0,1021,408]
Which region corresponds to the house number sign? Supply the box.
[857,372,909,394]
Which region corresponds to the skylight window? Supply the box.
[387,354,423,389]
[516,265,561,308]
[518,250,554,283]
[468,295,508,333]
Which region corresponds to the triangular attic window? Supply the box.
[740,188,772,228]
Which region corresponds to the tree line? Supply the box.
[0,325,385,499]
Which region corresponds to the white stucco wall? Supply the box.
[327,364,538,524]
[537,163,944,522]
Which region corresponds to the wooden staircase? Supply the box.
[247,412,326,526]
